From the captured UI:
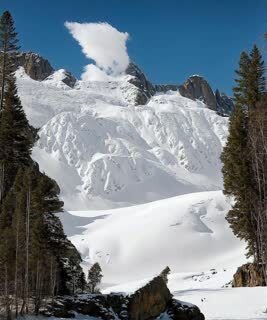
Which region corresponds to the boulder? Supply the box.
[60,70,77,88]
[127,276,172,320]
[167,299,205,320]
[107,294,129,319]
[233,263,266,287]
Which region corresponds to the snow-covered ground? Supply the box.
[61,191,267,319]
[16,67,267,319]
[103,270,267,320]
[65,191,245,284]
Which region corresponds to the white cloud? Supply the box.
[65,22,130,81]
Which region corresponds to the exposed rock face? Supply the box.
[125,62,155,105]
[215,89,234,115]
[178,75,234,115]
[15,52,54,81]
[233,263,266,287]
[60,70,77,88]
[41,276,205,320]
[179,75,217,110]
[128,276,172,320]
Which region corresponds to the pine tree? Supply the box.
[78,272,87,293]
[0,11,19,110]
[0,74,33,164]
[88,263,103,293]
[0,12,87,315]
[5,76,33,165]
[248,45,265,107]
[0,226,14,320]
[31,172,63,216]
[233,46,265,110]
[233,51,251,108]
[0,74,33,202]
[12,168,26,317]
[0,11,31,203]
[221,46,266,261]
[224,109,256,259]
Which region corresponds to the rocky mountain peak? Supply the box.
[178,75,217,110]
[215,89,234,116]
[177,75,234,115]
[14,52,233,114]
[125,62,155,105]
[15,52,54,81]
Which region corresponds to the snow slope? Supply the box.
[62,190,246,284]
[16,68,228,210]
[59,190,267,320]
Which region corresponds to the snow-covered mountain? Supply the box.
[16,53,230,210]
[15,53,266,320]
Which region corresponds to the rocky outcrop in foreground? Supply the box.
[233,263,266,287]
[128,276,172,320]
[41,276,204,320]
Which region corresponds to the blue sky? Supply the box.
[1,0,267,94]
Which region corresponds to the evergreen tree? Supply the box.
[0,67,33,203]
[233,46,265,110]
[233,51,251,108]
[248,45,265,107]
[0,10,104,317]
[0,11,19,110]
[221,46,266,261]
[222,93,255,258]
[88,263,103,293]
[31,172,63,216]
[12,168,26,317]
[78,272,87,293]
[0,74,33,164]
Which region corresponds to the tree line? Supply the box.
[221,40,267,281]
[0,11,86,319]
